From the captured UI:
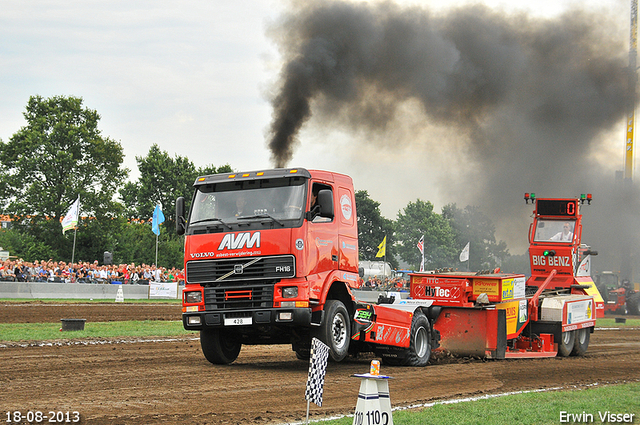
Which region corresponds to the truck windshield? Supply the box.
[189,178,307,228]
[533,219,575,243]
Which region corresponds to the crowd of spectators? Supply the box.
[0,259,184,284]
[361,275,409,291]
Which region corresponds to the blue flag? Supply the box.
[152,204,165,236]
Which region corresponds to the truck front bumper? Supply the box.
[182,307,313,330]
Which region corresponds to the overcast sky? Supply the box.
[0,0,632,253]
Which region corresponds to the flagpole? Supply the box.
[71,227,77,264]
[155,233,159,267]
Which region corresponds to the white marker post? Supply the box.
[115,285,124,303]
[352,361,393,425]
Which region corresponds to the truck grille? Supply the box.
[204,284,273,310]
[186,255,295,284]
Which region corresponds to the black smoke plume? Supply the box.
[266,0,639,275]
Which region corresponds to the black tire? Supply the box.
[200,329,241,365]
[558,330,575,357]
[627,293,640,316]
[404,311,432,366]
[315,300,350,362]
[380,356,403,366]
[294,347,311,360]
[571,328,590,356]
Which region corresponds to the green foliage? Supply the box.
[0,320,190,342]
[0,228,55,261]
[442,204,509,271]
[119,143,233,233]
[114,221,184,268]
[0,95,128,261]
[395,199,457,269]
[355,190,397,268]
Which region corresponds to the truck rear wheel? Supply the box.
[404,311,431,366]
[315,300,350,362]
[558,330,575,357]
[200,329,242,365]
[571,328,590,356]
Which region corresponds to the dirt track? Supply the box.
[1,302,640,425]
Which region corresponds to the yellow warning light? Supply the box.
[197,177,205,182]
[228,174,236,178]
[242,173,250,177]
[290,169,298,173]
[257,172,264,176]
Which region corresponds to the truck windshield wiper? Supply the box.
[237,214,284,227]
[189,218,231,230]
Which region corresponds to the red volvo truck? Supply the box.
[177,168,601,365]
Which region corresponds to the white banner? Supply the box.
[149,282,179,298]
[61,196,80,234]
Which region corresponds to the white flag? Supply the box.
[459,242,470,262]
[61,196,80,234]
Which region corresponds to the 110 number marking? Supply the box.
[353,409,390,425]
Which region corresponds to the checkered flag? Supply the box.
[305,337,330,407]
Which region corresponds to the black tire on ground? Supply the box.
[200,328,242,365]
[627,293,640,316]
[380,356,403,366]
[404,311,432,366]
[571,328,590,356]
[315,299,350,362]
[558,330,575,357]
[294,347,311,360]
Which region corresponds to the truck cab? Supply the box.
[177,168,360,364]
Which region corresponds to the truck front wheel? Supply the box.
[316,300,350,362]
[558,330,575,357]
[200,328,242,365]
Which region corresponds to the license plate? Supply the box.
[225,317,252,326]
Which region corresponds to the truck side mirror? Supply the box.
[317,189,334,219]
[583,250,598,256]
[176,197,186,235]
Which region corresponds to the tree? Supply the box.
[0,95,128,261]
[395,199,457,270]
[441,204,509,271]
[355,190,396,268]
[120,144,233,231]
[114,221,184,269]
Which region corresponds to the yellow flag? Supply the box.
[376,236,386,258]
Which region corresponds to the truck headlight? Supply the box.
[282,287,298,298]
[185,291,202,304]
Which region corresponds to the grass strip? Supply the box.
[0,298,181,304]
[596,317,640,327]
[323,382,640,425]
[0,320,194,342]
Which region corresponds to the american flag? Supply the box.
[305,338,330,407]
[417,235,424,272]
